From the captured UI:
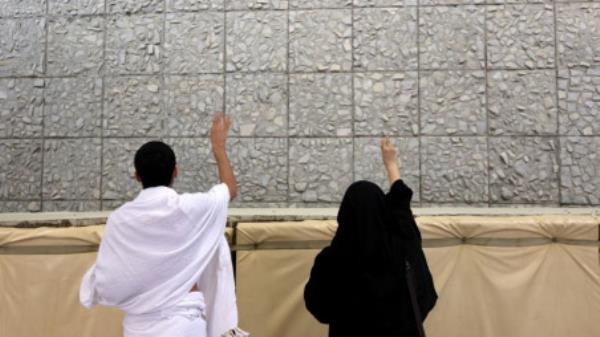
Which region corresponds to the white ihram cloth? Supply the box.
[80,184,246,337]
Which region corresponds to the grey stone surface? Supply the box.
[104,76,163,137]
[43,139,102,200]
[354,137,420,202]
[0,78,44,138]
[44,77,103,137]
[47,16,104,76]
[354,0,413,7]
[487,4,555,69]
[354,72,418,136]
[289,73,352,136]
[226,11,287,72]
[289,138,353,203]
[290,0,351,8]
[422,0,483,4]
[489,137,559,203]
[102,138,152,200]
[48,0,104,15]
[354,8,417,71]
[226,0,288,10]
[167,0,224,11]
[558,67,600,136]
[420,70,486,135]
[165,12,223,74]
[422,137,488,203]
[0,201,41,212]
[165,75,224,137]
[43,201,100,212]
[419,6,485,69]
[0,140,42,200]
[557,3,600,68]
[488,70,557,135]
[107,0,164,13]
[0,0,45,17]
[560,137,600,205]
[226,73,287,137]
[167,138,219,193]
[289,10,352,72]
[0,18,45,76]
[105,14,162,74]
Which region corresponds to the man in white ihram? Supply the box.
[80,113,248,337]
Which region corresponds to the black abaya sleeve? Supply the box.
[304,247,346,324]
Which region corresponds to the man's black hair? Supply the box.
[134,141,176,188]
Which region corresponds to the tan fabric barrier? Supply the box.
[1,217,599,337]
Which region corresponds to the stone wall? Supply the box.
[0,0,599,211]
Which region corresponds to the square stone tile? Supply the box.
[354,8,417,71]
[290,0,351,8]
[105,14,162,75]
[420,6,485,70]
[560,137,600,205]
[102,138,153,200]
[167,138,219,193]
[47,16,104,76]
[420,70,486,135]
[167,0,224,11]
[354,72,418,136]
[486,0,547,3]
[354,0,414,7]
[289,10,352,72]
[0,201,41,212]
[354,137,420,201]
[0,18,45,76]
[43,139,102,200]
[558,67,600,136]
[44,77,103,137]
[107,0,164,13]
[228,138,288,202]
[0,140,42,200]
[102,200,127,210]
[422,137,488,203]
[289,73,352,136]
[486,4,555,69]
[104,76,163,137]
[0,78,44,138]
[488,70,557,135]
[165,12,224,74]
[48,0,105,15]
[489,137,558,203]
[557,3,600,68]
[289,138,353,203]
[43,201,101,212]
[165,75,224,137]
[225,0,287,9]
[0,0,45,17]
[226,73,287,137]
[226,11,287,72]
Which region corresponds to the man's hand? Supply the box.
[380,137,401,185]
[210,112,231,153]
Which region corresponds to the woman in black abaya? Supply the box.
[304,138,437,337]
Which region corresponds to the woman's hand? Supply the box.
[380,137,401,184]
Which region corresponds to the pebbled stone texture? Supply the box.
[289,138,353,203]
[0,18,45,76]
[167,0,224,11]
[226,73,287,137]
[167,138,219,193]
[226,11,287,72]
[102,138,153,200]
[487,4,555,69]
[0,139,42,200]
[557,3,600,68]
[354,0,413,7]
[422,0,483,4]
[47,16,104,76]
[44,77,103,137]
[558,67,600,136]
[420,6,485,69]
[489,137,559,203]
[104,76,164,137]
[560,137,600,205]
[354,72,418,136]
[0,201,41,212]
[290,0,350,9]
[354,137,420,202]
[107,0,164,14]
[354,8,417,71]
[165,75,224,137]
[289,9,352,72]
[0,78,44,138]
[422,137,488,203]
[106,14,162,74]
[43,139,102,200]
[226,0,288,10]
[488,70,557,135]
[420,70,486,135]
[48,0,105,15]
[0,0,45,17]
[43,201,100,212]
[165,12,224,74]
[289,73,352,136]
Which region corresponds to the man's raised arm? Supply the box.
[210,113,237,201]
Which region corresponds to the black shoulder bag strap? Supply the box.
[406,260,426,337]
